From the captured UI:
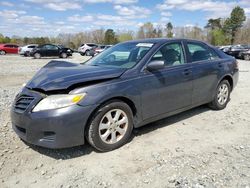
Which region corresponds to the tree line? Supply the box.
[0,6,248,49]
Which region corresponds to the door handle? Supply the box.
[183,69,192,76]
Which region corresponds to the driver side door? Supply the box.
[46,45,59,56]
[139,42,193,120]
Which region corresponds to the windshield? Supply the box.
[85,42,154,69]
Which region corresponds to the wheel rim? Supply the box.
[98,109,128,144]
[62,53,66,58]
[35,53,40,58]
[0,51,5,55]
[245,55,250,60]
[217,83,229,105]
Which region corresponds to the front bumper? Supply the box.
[11,88,97,149]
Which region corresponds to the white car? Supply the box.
[95,45,112,54]
[19,44,38,56]
[78,43,98,56]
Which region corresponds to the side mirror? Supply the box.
[146,60,165,71]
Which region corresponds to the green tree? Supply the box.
[205,18,222,30]
[166,22,173,38]
[118,32,133,42]
[0,34,4,43]
[211,29,229,45]
[104,29,118,44]
[3,36,11,43]
[224,6,246,44]
[205,18,226,45]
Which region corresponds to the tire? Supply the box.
[244,54,250,61]
[208,80,231,110]
[0,50,6,55]
[34,53,41,59]
[86,101,133,152]
[85,50,90,56]
[61,52,67,58]
[24,51,29,57]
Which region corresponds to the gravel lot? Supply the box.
[0,54,250,188]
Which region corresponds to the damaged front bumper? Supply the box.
[11,87,97,149]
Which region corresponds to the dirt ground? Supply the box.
[0,54,249,188]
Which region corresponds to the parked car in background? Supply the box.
[219,45,231,53]
[0,44,19,55]
[78,43,98,56]
[30,44,73,59]
[239,49,250,60]
[225,45,250,58]
[11,38,239,152]
[18,44,38,56]
[95,45,112,54]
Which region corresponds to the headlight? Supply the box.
[32,93,86,112]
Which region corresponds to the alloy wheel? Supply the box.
[217,83,229,105]
[98,109,128,144]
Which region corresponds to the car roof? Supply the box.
[0,43,18,46]
[122,38,209,45]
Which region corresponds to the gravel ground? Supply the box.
[0,54,250,188]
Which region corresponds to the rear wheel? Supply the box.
[0,50,6,55]
[208,80,231,110]
[244,54,250,61]
[86,101,133,152]
[34,53,41,59]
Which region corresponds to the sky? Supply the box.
[0,0,250,37]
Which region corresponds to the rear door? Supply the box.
[139,42,193,120]
[185,41,222,105]
[12,45,19,53]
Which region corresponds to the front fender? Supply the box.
[70,79,142,123]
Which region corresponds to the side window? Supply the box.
[151,43,185,67]
[187,42,220,62]
[42,45,48,49]
[46,45,58,50]
[50,45,59,50]
[4,45,11,48]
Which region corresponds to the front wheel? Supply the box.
[60,52,67,58]
[86,101,133,152]
[208,80,231,110]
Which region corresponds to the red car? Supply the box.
[0,44,19,55]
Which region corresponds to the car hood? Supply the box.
[26,61,126,92]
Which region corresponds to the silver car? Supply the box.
[78,43,98,56]
[18,44,38,56]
